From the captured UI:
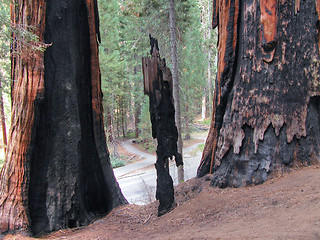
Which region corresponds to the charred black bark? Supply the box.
[198,0,320,186]
[142,36,182,216]
[28,0,126,235]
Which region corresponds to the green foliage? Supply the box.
[0,0,50,115]
[97,0,217,146]
[201,118,211,125]
[0,0,11,95]
[1,0,217,151]
[0,0,13,125]
[0,0,48,55]
[134,99,155,152]
[125,130,136,139]
[0,155,4,170]
[110,154,127,168]
[180,22,206,119]
[188,142,204,156]
[137,99,152,141]
[198,143,204,151]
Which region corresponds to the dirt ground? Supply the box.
[5,166,320,240]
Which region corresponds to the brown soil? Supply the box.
[6,166,320,240]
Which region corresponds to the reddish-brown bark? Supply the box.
[86,0,103,127]
[198,0,320,187]
[198,0,239,175]
[0,0,46,232]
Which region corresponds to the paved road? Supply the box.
[114,139,205,205]
[113,140,156,178]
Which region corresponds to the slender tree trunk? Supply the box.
[201,95,206,121]
[110,93,118,156]
[0,77,7,154]
[0,0,126,235]
[106,107,113,142]
[185,103,191,140]
[206,0,214,118]
[133,53,141,139]
[134,104,141,139]
[121,107,126,138]
[200,0,213,119]
[207,46,212,118]
[169,0,184,182]
[197,0,320,187]
[116,107,120,138]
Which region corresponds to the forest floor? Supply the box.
[5,166,320,240]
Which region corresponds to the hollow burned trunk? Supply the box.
[197,0,320,187]
[0,0,126,236]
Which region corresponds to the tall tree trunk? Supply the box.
[201,95,206,121]
[0,77,7,154]
[169,0,184,182]
[106,107,113,142]
[121,106,126,138]
[197,0,320,187]
[185,101,191,140]
[206,45,212,118]
[134,104,141,139]
[0,0,126,235]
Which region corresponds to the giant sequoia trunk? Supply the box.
[0,0,126,236]
[197,0,320,187]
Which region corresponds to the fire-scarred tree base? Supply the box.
[210,96,320,188]
[197,0,320,184]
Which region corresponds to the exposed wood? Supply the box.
[295,0,300,14]
[142,36,183,216]
[197,0,320,187]
[260,0,277,62]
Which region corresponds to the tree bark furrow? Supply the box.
[212,0,219,29]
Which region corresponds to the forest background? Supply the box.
[0,0,217,167]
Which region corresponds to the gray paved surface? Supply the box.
[114,139,205,205]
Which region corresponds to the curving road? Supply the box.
[113,138,205,205]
